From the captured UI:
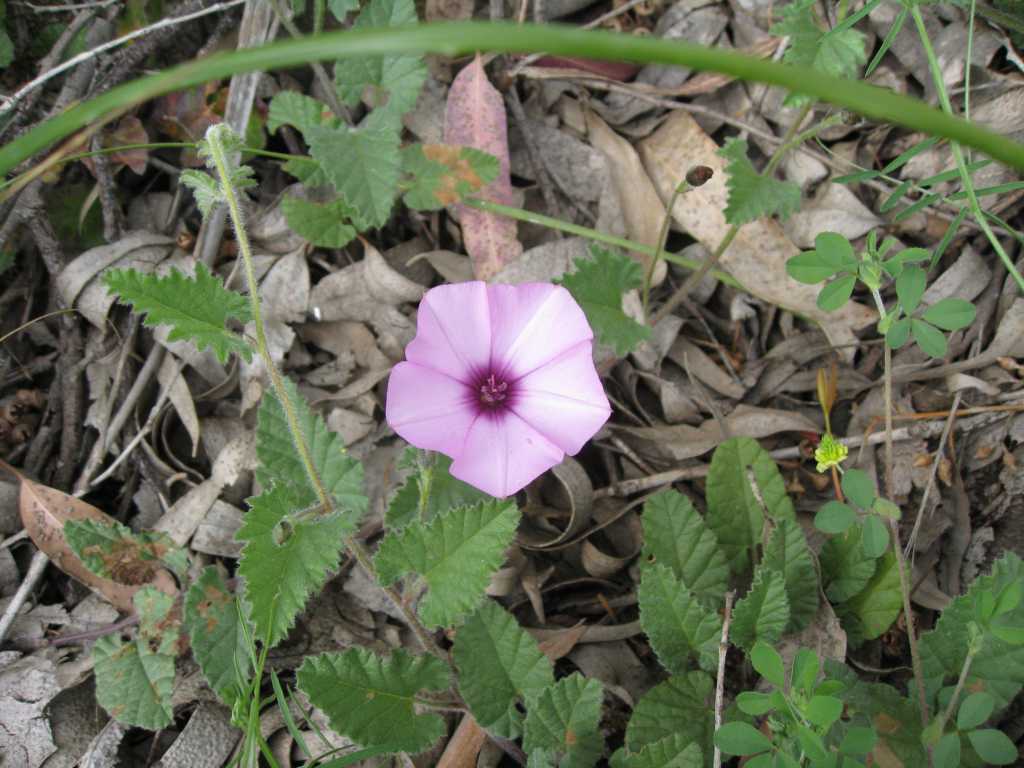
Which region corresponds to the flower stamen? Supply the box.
[479,374,509,407]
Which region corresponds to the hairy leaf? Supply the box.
[838,550,901,646]
[625,673,714,754]
[375,500,520,627]
[306,109,402,229]
[334,0,426,117]
[184,567,250,706]
[558,246,650,356]
[453,600,554,737]
[920,553,1024,712]
[104,263,252,363]
[609,735,702,768]
[638,564,721,673]
[762,518,819,633]
[401,144,499,210]
[179,170,224,217]
[281,195,358,248]
[821,524,878,602]
[640,490,728,606]
[522,674,605,768]
[718,138,801,225]
[94,587,178,729]
[65,518,187,582]
[267,92,337,136]
[706,437,794,574]
[731,567,790,650]
[297,647,450,754]
[386,453,490,529]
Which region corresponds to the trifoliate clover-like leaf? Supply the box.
[718,138,801,226]
[65,518,187,583]
[837,551,901,647]
[267,92,337,136]
[625,673,714,755]
[386,453,490,529]
[454,600,554,738]
[821,524,879,602]
[522,674,605,768]
[638,564,722,673]
[609,735,702,768]
[640,490,729,607]
[104,263,252,363]
[374,500,520,627]
[334,0,426,118]
[94,587,178,729]
[184,567,251,707]
[306,109,402,229]
[281,195,358,248]
[297,647,450,755]
[706,437,794,574]
[401,144,499,210]
[731,567,790,650]
[557,246,651,357]
[762,518,819,633]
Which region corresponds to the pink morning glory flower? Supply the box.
[385,281,611,498]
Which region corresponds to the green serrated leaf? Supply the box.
[895,265,926,314]
[306,109,402,229]
[718,138,801,225]
[334,0,425,117]
[817,273,857,312]
[180,169,224,217]
[557,246,650,357]
[283,156,331,187]
[104,263,252,363]
[523,674,605,768]
[453,600,554,738]
[839,551,901,646]
[609,735,702,768]
[771,0,866,101]
[714,722,772,757]
[920,553,1024,713]
[762,518,819,633]
[731,567,790,650]
[374,500,520,627]
[640,490,729,606]
[184,567,250,706]
[921,298,977,331]
[94,587,178,729]
[822,524,878,603]
[912,319,948,358]
[638,564,722,673]
[401,144,499,210]
[386,453,490,529]
[626,672,713,755]
[706,437,794,574]
[65,518,186,583]
[297,647,450,755]
[281,195,358,248]
[267,92,336,136]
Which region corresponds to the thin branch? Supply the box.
[712,591,735,768]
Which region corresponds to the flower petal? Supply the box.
[451,411,564,498]
[487,283,593,381]
[511,340,611,454]
[405,282,492,382]
[386,362,477,456]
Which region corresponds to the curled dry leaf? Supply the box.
[9,466,177,613]
[518,457,594,550]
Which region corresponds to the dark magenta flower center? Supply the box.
[478,373,510,409]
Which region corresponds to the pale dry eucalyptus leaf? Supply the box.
[157,356,201,458]
[667,337,745,399]
[921,246,990,305]
[409,250,475,284]
[190,500,246,558]
[0,652,62,766]
[155,702,239,768]
[783,183,881,249]
[492,236,589,284]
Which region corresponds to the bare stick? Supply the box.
[712,591,735,768]
[0,550,49,644]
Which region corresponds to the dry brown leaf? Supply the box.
[436,715,487,768]
[11,467,177,612]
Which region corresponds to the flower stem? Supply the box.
[643,177,690,321]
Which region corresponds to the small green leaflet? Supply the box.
[771,0,867,104]
[401,144,499,210]
[104,263,252,363]
[281,195,358,248]
[453,600,554,738]
[640,491,729,607]
[609,735,702,768]
[730,567,790,650]
[837,551,901,646]
[714,722,772,757]
[297,648,450,755]
[386,452,490,529]
[333,0,426,118]
[625,672,714,754]
[718,138,801,226]
[184,567,251,707]
[557,246,650,356]
[306,109,402,230]
[374,500,520,627]
[786,231,859,285]
[638,564,722,673]
[522,674,605,768]
[705,437,794,574]
[93,587,178,729]
[762,518,819,633]
[65,518,187,582]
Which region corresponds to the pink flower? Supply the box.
[386,282,611,498]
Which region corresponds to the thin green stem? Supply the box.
[889,518,930,733]
[911,6,1024,294]
[643,177,690,320]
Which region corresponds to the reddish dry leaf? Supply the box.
[444,55,523,280]
[10,465,177,613]
[82,116,150,177]
[532,56,640,81]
